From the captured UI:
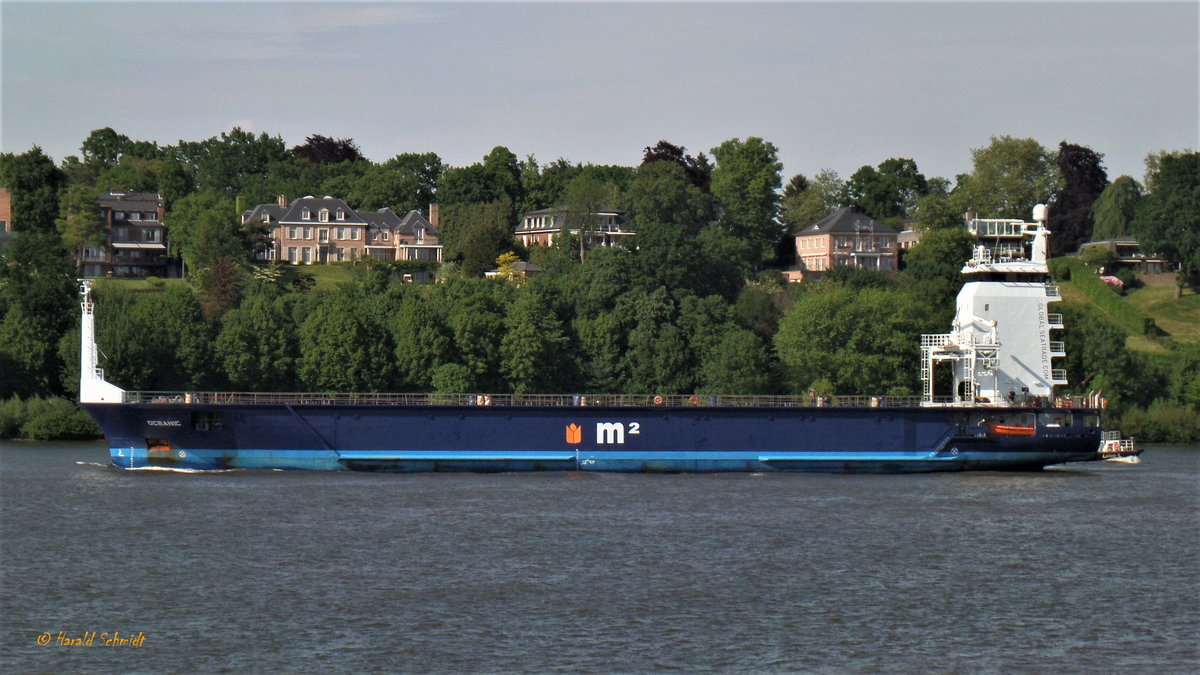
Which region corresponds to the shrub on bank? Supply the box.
[0,396,102,440]
[1119,402,1200,444]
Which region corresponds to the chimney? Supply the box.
[428,203,440,228]
[277,195,288,207]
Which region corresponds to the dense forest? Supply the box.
[0,128,1197,441]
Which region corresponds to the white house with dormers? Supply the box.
[516,206,633,249]
[243,196,441,264]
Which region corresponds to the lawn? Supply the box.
[1123,283,1200,345]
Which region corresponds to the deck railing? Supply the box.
[124,391,1102,410]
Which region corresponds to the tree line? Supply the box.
[0,128,1196,441]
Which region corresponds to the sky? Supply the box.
[2,1,1197,187]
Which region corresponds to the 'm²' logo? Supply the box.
[564,421,641,445]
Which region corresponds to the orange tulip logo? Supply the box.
[565,423,582,444]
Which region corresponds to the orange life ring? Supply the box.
[688,395,699,405]
[653,395,664,405]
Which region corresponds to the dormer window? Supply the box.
[301,208,311,221]
[336,209,345,221]
[261,213,270,223]
[319,209,330,223]
[415,228,424,244]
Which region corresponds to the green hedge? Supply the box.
[1051,258,1156,335]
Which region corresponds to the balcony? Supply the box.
[1045,285,1061,299]
[1051,369,1068,385]
[1049,341,1066,357]
[1047,313,1064,329]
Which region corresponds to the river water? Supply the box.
[1,441,1196,673]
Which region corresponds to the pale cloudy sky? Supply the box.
[2,1,1196,185]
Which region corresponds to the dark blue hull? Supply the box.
[83,401,1105,473]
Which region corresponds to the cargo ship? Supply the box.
[80,206,1138,473]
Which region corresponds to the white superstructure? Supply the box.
[79,279,126,404]
[921,206,1065,406]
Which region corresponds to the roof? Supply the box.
[243,198,440,236]
[798,208,898,237]
[279,196,367,225]
[243,204,290,223]
[98,191,162,211]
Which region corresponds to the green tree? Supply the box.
[215,293,299,391]
[899,227,976,316]
[500,289,573,394]
[93,285,215,390]
[697,328,775,395]
[775,285,929,395]
[56,184,106,268]
[641,140,712,192]
[438,146,524,207]
[96,156,162,194]
[390,292,452,391]
[0,146,65,233]
[443,281,510,392]
[1091,176,1143,241]
[622,288,692,394]
[1131,151,1200,296]
[439,201,516,277]
[562,173,619,262]
[780,169,844,231]
[167,190,246,272]
[625,161,712,235]
[573,310,628,393]
[842,158,928,223]
[520,156,581,213]
[174,127,289,194]
[347,152,443,212]
[297,293,393,391]
[956,135,1060,219]
[710,137,783,262]
[80,127,133,165]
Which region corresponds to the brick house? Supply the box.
[85,191,169,278]
[242,196,441,265]
[783,207,898,282]
[0,187,11,251]
[516,207,633,249]
[363,206,442,262]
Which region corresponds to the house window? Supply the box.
[302,247,311,264]
[350,228,359,241]
[262,213,270,223]
[416,228,424,244]
[143,229,161,243]
[114,211,125,220]
[301,208,311,221]
[336,209,345,221]
[303,227,313,240]
[129,212,141,221]
[319,229,329,243]
[288,226,299,239]
[319,209,330,223]
[288,247,298,263]
[382,230,389,241]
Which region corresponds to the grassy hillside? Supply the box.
[1123,280,1200,344]
[1058,271,1200,352]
